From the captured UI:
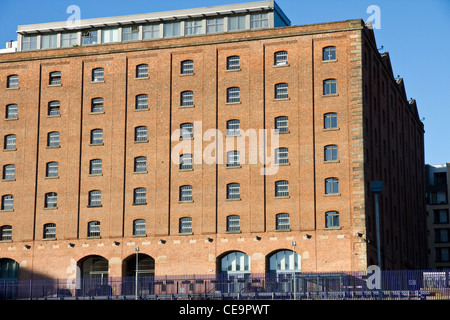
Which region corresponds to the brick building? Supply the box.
[0,1,426,284]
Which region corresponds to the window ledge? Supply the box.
[324,193,341,197]
[87,236,102,239]
[274,97,290,101]
[88,174,102,177]
[273,63,290,68]
[226,101,241,105]
[323,59,338,63]
[275,163,290,166]
[133,171,148,174]
[6,87,20,90]
[48,84,62,87]
[226,69,241,72]
[134,140,149,144]
[323,128,340,131]
[179,200,194,203]
[325,226,342,230]
[179,105,195,108]
[90,111,105,115]
[89,143,104,146]
[2,179,16,182]
[135,77,149,80]
[44,207,58,210]
[226,198,241,202]
[324,160,340,164]
[274,130,290,134]
[275,196,290,199]
[226,165,242,169]
[5,118,18,121]
[180,73,195,76]
[47,115,61,118]
[0,209,14,212]
[226,230,242,234]
[132,203,147,206]
[134,108,149,112]
[323,93,339,98]
[87,205,102,208]
[132,234,147,238]
[179,168,194,172]
[91,80,105,84]
[179,232,194,236]
[3,148,17,152]
[42,237,57,241]
[274,229,291,232]
[46,146,61,149]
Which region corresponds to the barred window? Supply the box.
[0,225,12,241]
[227,215,240,232]
[180,153,193,170]
[134,156,147,173]
[227,56,240,71]
[180,123,193,139]
[1,195,13,211]
[47,132,60,148]
[275,83,288,99]
[275,116,288,133]
[136,64,149,78]
[6,104,18,119]
[4,134,16,150]
[181,60,194,74]
[275,148,289,165]
[88,190,101,207]
[6,75,19,89]
[91,97,104,113]
[46,162,59,178]
[133,187,147,205]
[133,219,146,236]
[325,177,339,194]
[179,217,192,234]
[134,126,148,142]
[275,180,289,197]
[45,192,57,208]
[49,71,61,85]
[90,129,103,145]
[323,79,337,95]
[92,68,104,82]
[88,221,100,237]
[324,145,338,161]
[323,46,337,61]
[227,87,240,103]
[227,150,240,167]
[276,213,290,230]
[89,159,102,175]
[326,211,340,228]
[2,164,15,180]
[324,112,338,129]
[180,185,193,202]
[48,101,60,116]
[136,94,148,110]
[227,183,240,200]
[43,223,56,239]
[181,90,194,106]
[274,51,288,66]
[226,119,240,136]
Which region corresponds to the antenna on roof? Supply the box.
[377,45,384,51]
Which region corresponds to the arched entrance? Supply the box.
[77,255,110,296]
[267,249,301,294]
[0,258,19,299]
[217,251,251,293]
[123,253,155,296]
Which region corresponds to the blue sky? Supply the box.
[1,0,449,165]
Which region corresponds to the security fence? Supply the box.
[1,270,450,300]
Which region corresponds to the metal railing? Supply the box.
[1,270,450,300]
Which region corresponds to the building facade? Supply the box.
[426,164,450,269]
[0,1,426,283]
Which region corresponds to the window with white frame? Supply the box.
[180,153,193,170]
[179,217,192,233]
[136,64,149,78]
[4,134,16,150]
[92,68,104,82]
[6,75,18,89]
[2,164,15,180]
[226,119,240,136]
[164,22,181,37]
[102,28,119,43]
[43,223,56,239]
[45,192,57,209]
[46,161,59,178]
[134,126,148,142]
[6,104,18,119]
[91,97,104,113]
[275,180,289,197]
[133,219,146,236]
[88,191,101,207]
[181,60,194,74]
[250,13,269,29]
[81,31,98,45]
[134,156,147,173]
[227,150,240,167]
[133,187,147,205]
[227,215,240,232]
[227,56,240,71]
[275,147,289,164]
[207,18,224,33]
[276,213,290,230]
[88,221,100,237]
[122,26,139,41]
[22,35,38,50]
[41,34,57,49]
[227,87,240,103]
[48,101,60,116]
[180,123,193,139]
[61,32,77,47]
[143,24,160,39]
[185,20,202,35]
[90,129,103,145]
[181,90,194,106]
[274,51,288,66]
[136,94,148,110]
[89,159,102,175]
[275,116,288,133]
[228,15,246,31]
[1,195,13,211]
[179,185,193,202]
[227,183,240,200]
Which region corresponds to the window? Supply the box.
[22,35,38,50]
[88,190,101,207]
[436,248,450,262]
[180,91,194,106]
[275,180,289,197]
[227,183,240,200]
[181,60,194,75]
[48,101,60,116]
[6,104,18,119]
[276,213,290,230]
[323,79,337,95]
[143,24,160,39]
[324,113,338,129]
[185,20,202,35]
[2,164,15,180]
[133,187,147,205]
[275,148,289,165]
[88,221,100,237]
[134,126,148,142]
[136,94,148,110]
[91,98,104,113]
[61,32,77,47]
[102,28,119,43]
[434,209,449,224]
[92,68,104,82]
[134,156,147,173]
[227,215,240,232]
[133,219,146,236]
[49,71,61,85]
[269,250,300,272]
[226,119,240,136]
[275,83,289,99]
[227,87,240,103]
[46,162,59,178]
[324,145,338,161]
[227,56,240,71]
[180,185,193,202]
[326,211,340,228]
[45,192,57,209]
[323,46,337,61]
[180,123,193,139]
[274,51,288,66]
[4,134,16,150]
[0,225,12,241]
[227,151,240,167]
[1,195,13,211]
[82,31,98,45]
[43,223,56,239]
[435,229,449,243]
[90,129,103,145]
[6,75,19,89]
[275,116,288,133]
[179,217,192,233]
[164,22,181,37]
[180,153,193,170]
[250,13,269,29]
[136,64,148,78]
[89,159,102,175]
[122,26,139,42]
[207,18,224,33]
[220,251,250,274]
[41,34,57,49]
[325,177,339,194]
[228,16,246,31]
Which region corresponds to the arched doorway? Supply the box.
[217,251,251,293]
[0,258,19,299]
[78,255,110,296]
[267,249,301,294]
[123,253,155,296]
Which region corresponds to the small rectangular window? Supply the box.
[6,75,19,89]
[250,13,269,29]
[46,162,59,178]
[228,16,246,31]
[275,148,289,164]
[180,186,193,202]
[134,126,148,142]
[47,132,60,148]
[61,32,78,47]
[164,22,181,38]
[181,91,194,106]
[227,215,240,232]
[143,24,160,39]
[22,36,38,50]
[181,60,194,75]
[227,87,240,103]
[49,72,61,85]
[274,51,288,66]
[3,164,15,180]
[4,135,16,150]
[275,116,288,133]
[92,68,104,82]
[122,26,139,41]
[185,20,202,35]
[82,31,98,45]
[6,104,18,119]
[89,159,102,175]
[179,217,192,233]
[207,18,224,34]
[102,28,119,43]
[227,56,240,70]
[88,191,102,207]
[41,34,57,49]
[48,101,60,116]
[180,123,193,139]
[90,129,103,145]
[180,154,193,170]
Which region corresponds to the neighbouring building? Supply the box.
[0,0,427,287]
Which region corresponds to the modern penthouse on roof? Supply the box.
[15,0,290,52]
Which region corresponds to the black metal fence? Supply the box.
[1,270,450,300]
